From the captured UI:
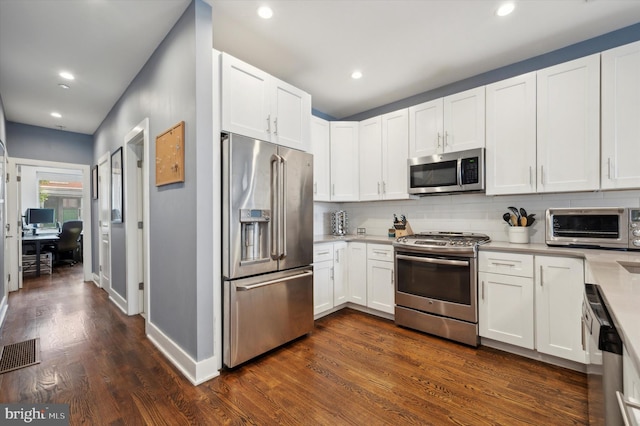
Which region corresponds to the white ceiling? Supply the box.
[2,1,640,136]
[0,0,191,135]
[213,0,640,119]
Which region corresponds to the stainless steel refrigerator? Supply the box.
[222,133,314,368]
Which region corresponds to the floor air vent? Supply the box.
[0,338,41,374]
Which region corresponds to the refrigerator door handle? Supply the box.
[236,270,313,291]
[281,155,287,258]
[270,154,281,260]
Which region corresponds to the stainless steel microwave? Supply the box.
[546,207,640,250]
[408,148,485,195]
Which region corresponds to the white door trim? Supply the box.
[8,157,92,283]
[123,118,150,318]
[98,152,111,294]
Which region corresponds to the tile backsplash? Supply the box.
[314,189,640,244]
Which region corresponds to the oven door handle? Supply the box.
[396,254,469,267]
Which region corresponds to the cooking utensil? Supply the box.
[520,208,527,218]
[520,216,527,227]
[511,214,518,226]
[508,206,520,220]
[502,212,512,226]
[526,215,535,227]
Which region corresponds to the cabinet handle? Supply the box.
[382,181,386,194]
[444,131,449,147]
[581,315,586,351]
[274,117,278,135]
[314,182,317,194]
[608,157,612,180]
[377,182,381,194]
[437,132,442,148]
[336,249,340,263]
[540,165,544,185]
[481,281,485,300]
[331,266,334,280]
[266,114,271,133]
[332,184,335,196]
[539,265,543,287]
[317,250,330,255]
[529,166,533,186]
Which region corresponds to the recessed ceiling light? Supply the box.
[51,112,62,118]
[59,71,75,80]
[58,83,70,89]
[257,6,273,19]
[496,2,515,16]
[351,70,363,80]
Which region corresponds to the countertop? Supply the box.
[315,236,640,373]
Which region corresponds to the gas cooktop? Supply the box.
[394,232,491,251]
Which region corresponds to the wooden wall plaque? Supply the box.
[156,121,185,186]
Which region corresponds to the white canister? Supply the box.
[508,227,529,244]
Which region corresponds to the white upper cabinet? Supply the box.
[310,116,331,201]
[443,87,486,153]
[409,87,485,158]
[330,121,359,201]
[221,53,311,151]
[485,72,537,195]
[408,98,443,157]
[359,109,410,201]
[601,40,640,190]
[536,54,600,193]
[358,116,383,201]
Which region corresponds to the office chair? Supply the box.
[54,220,83,267]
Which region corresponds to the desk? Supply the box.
[22,234,59,277]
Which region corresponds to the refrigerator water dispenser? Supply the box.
[240,209,270,263]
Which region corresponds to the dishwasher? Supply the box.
[583,283,623,425]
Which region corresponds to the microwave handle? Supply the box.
[457,158,463,187]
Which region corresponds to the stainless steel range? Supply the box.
[393,232,490,347]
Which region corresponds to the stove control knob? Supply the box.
[633,229,640,237]
[633,239,640,247]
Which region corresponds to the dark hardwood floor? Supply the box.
[0,266,588,425]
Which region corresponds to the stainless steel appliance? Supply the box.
[394,232,490,346]
[222,133,314,368]
[408,148,485,195]
[546,207,640,250]
[583,283,623,425]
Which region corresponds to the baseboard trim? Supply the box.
[92,273,100,287]
[146,320,219,386]
[108,289,128,315]
[0,296,7,331]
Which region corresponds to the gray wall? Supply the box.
[5,122,93,165]
[341,22,640,121]
[93,0,213,360]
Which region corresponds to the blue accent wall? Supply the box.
[5,122,93,165]
[339,22,640,121]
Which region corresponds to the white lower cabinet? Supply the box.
[479,251,586,364]
[623,346,640,400]
[313,243,334,316]
[366,244,395,314]
[535,255,586,363]
[347,242,367,306]
[479,272,534,349]
[333,242,348,306]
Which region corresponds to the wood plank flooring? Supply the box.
[0,266,588,425]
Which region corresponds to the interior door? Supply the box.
[98,154,111,291]
[0,140,6,301]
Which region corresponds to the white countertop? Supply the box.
[482,242,640,375]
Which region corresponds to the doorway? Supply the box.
[6,158,92,289]
[98,152,111,294]
[124,118,150,317]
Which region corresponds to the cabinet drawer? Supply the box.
[479,251,533,277]
[313,244,334,263]
[367,244,394,261]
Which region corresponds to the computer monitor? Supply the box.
[25,208,55,225]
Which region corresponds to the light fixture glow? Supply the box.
[351,70,363,80]
[59,71,75,80]
[257,6,273,19]
[496,2,515,16]
[51,112,62,118]
[58,83,70,89]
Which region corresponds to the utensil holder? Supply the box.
[508,227,529,244]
